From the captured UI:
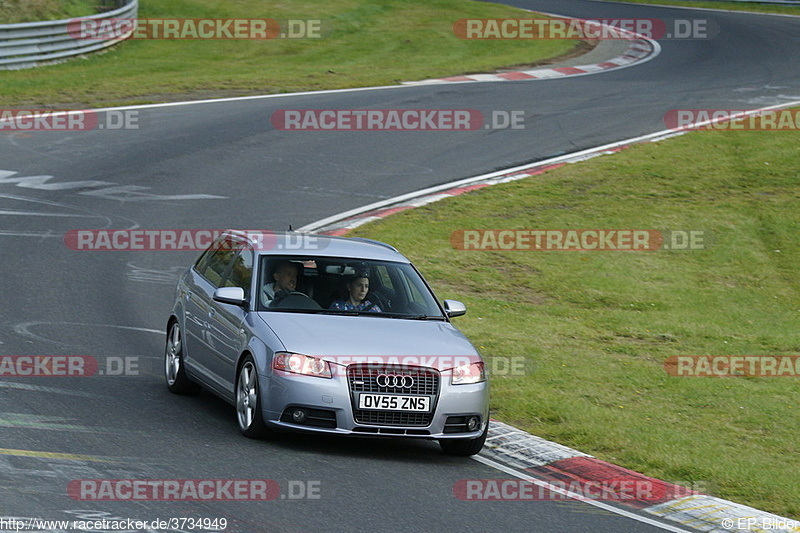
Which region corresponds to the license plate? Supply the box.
[358,394,431,412]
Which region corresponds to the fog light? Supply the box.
[292,408,308,424]
[467,416,480,431]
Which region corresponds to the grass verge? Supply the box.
[0,0,579,108]
[0,0,97,23]
[606,0,800,15]
[349,125,800,518]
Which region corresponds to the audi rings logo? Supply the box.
[376,374,414,388]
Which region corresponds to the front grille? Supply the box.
[353,427,431,436]
[356,410,432,426]
[348,364,439,395]
[348,364,440,426]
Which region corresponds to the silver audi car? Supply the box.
[164,230,489,455]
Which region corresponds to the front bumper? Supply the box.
[260,365,489,439]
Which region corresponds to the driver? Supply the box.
[262,260,301,307]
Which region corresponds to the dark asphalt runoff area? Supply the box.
[1,0,799,531]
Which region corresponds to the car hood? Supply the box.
[257,312,481,370]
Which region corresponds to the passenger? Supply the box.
[262,260,300,306]
[329,275,382,313]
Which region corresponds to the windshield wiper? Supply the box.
[265,309,443,319]
[388,314,445,320]
[262,308,326,314]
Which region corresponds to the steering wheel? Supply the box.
[270,291,322,310]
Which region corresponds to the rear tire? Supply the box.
[164,321,200,394]
[236,355,270,438]
[439,422,488,456]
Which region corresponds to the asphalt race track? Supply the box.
[1,1,799,531]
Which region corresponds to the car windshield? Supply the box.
[256,256,446,319]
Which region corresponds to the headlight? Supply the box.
[273,352,332,378]
[451,362,486,385]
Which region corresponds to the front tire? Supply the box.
[236,355,270,438]
[165,321,200,394]
[439,422,488,456]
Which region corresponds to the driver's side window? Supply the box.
[225,247,254,291]
[195,240,239,288]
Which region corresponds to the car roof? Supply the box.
[224,230,411,263]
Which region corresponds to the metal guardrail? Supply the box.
[0,0,138,70]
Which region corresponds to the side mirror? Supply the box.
[213,287,247,307]
[443,299,467,318]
